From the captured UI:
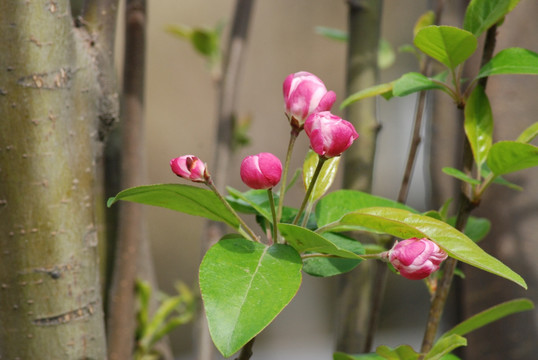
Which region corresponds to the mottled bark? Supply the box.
[0,0,118,358]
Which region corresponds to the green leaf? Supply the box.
[516,121,538,143]
[414,26,477,69]
[425,334,467,360]
[316,189,417,228]
[478,48,538,78]
[334,352,384,360]
[464,85,493,170]
[227,187,273,221]
[414,10,435,37]
[442,167,481,185]
[463,0,512,37]
[447,216,491,243]
[315,26,348,42]
[376,344,419,360]
[107,184,240,229]
[199,237,302,357]
[487,141,538,175]
[303,150,340,203]
[340,82,394,109]
[321,207,527,288]
[392,72,449,97]
[303,233,364,277]
[165,24,193,40]
[439,298,534,340]
[481,164,523,191]
[279,224,361,259]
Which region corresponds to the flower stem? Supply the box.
[267,188,279,243]
[206,180,260,242]
[277,129,300,223]
[293,156,327,225]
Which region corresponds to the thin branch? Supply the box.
[197,1,256,359]
[419,22,499,356]
[107,1,147,360]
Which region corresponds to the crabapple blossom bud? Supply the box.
[170,155,208,183]
[283,71,336,130]
[386,238,448,280]
[304,111,359,158]
[240,152,282,190]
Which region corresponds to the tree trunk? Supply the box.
[0,1,117,358]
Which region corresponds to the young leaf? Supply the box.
[477,48,538,78]
[303,150,340,203]
[464,85,493,170]
[425,334,467,360]
[303,233,364,277]
[414,26,477,70]
[439,298,534,340]
[316,189,417,228]
[442,167,481,185]
[463,0,512,37]
[516,121,538,143]
[279,224,361,259]
[315,26,348,42]
[481,163,523,191]
[392,72,449,97]
[199,237,302,357]
[107,184,240,229]
[320,207,527,288]
[376,344,419,360]
[340,82,394,109]
[227,187,274,221]
[487,141,538,175]
[414,10,435,37]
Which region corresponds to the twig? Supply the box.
[236,337,255,360]
[419,22,499,356]
[197,1,256,359]
[106,1,148,359]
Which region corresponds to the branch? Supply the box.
[107,1,148,360]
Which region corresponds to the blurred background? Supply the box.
[111,0,538,358]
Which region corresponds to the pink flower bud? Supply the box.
[283,71,336,129]
[387,238,448,280]
[304,111,359,158]
[240,152,282,190]
[170,155,208,183]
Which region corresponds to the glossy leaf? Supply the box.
[303,233,364,277]
[320,207,526,288]
[442,167,480,185]
[439,298,534,340]
[107,184,239,228]
[303,150,340,203]
[414,10,435,37]
[199,237,302,357]
[392,72,449,97]
[340,83,394,109]
[414,26,477,69]
[279,224,361,259]
[478,48,538,78]
[516,121,538,143]
[487,141,538,175]
[316,189,417,228]
[425,334,467,360]
[376,344,418,360]
[463,0,512,37]
[464,85,493,169]
[447,216,491,243]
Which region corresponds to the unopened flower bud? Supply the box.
[283,71,336,130]
[170,155,208,183]
[240,152,282,190]
[385,238,448,280]
[304,111,358,158]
